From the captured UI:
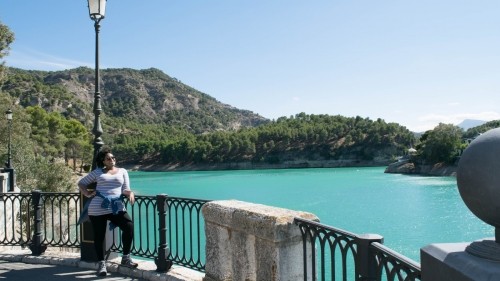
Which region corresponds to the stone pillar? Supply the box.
[0,173,10,242]
[421,128,500,281]
[202,200,319,281]
[0,172,7,193]
[0,170,20,193]
[421,241,500,281]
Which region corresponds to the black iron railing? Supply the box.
[1,191,422,278]
[41,192,80,248]
[0,192,32,247]
[371,242,422,281]
[166,196,207,270]
[109,194,209,271]
[0,191,210,272]
[294,217,421,281]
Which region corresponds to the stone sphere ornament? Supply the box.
[457,128,500,260]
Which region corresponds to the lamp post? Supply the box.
[4,109,14,191]
[5,109,12,169]
[81,1,108,262]
[88,0,107,170]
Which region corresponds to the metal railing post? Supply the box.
[357,233,384,281]
[155,194,172,272]
[29,190,47,255]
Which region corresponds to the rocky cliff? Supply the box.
[385,160,457,177]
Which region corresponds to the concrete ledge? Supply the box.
[202,200,319,281]
[421,241,500,281]
[203,200,319,241]
[0,248,204,281]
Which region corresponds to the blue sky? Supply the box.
[1,1,499,132]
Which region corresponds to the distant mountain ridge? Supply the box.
[457,119,487,130]
[4,66,492,136]
[2,67,268,134]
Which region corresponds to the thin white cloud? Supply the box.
[292,96,300,101]
[5,48,91,70]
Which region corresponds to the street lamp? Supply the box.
[4,109,14,192]
[88,0,107,170]
[5,109,12,169]
[81,0,108,262]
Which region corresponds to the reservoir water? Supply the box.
[129,166,492,262]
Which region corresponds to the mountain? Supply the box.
[457,119,486,130]
[1,67,268,134]
[1,66,416,168]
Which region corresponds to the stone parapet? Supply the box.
[0,173,8,193]
[420,242,500,281]
[202,200,319,281]
[0,174,20,242]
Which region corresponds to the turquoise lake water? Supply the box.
[129,166,493,262]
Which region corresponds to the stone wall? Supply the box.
[0,172,20,247]
[0,173,7,194]
[202,200,319,281]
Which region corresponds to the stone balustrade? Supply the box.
[202,200,319,281]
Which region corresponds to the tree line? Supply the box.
[110,113,415,166]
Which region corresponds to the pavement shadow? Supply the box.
[0,260,145,280]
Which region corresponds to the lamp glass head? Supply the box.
[5,109,12,120]
[88,0,106,20]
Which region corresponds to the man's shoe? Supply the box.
[97,260,107,276]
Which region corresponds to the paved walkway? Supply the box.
[0,260,145,280]
[0,248,204,281]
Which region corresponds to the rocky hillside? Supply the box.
[1,67,268,134]
[1,67,417,168]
